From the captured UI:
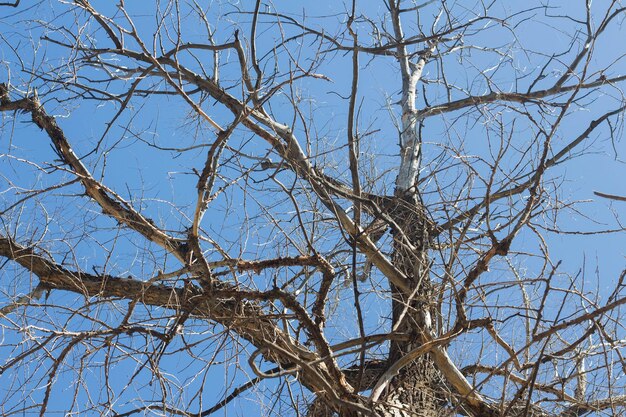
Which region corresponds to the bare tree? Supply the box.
[1,1,626,416]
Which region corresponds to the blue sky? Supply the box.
[1,1,626,415]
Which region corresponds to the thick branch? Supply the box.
[0,235,351,402]
[416,75,626,120]
[0,83,186,262]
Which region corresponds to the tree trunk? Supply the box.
[382,1,443,412]
[379,195,444,417]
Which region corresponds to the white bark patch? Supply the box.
[395,52,431,194]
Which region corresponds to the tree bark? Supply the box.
[376,2,444,415]
[377,196,443,417]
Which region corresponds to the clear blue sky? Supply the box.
[1,1,625,415]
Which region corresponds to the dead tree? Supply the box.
[1,1,626,416]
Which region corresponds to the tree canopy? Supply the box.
[1,1,626,416]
